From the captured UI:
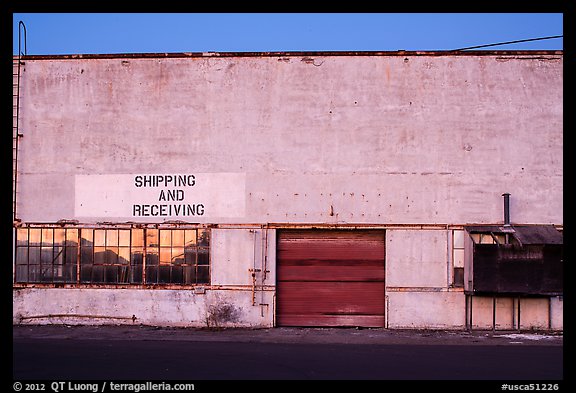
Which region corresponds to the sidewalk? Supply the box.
[13,324,563,346]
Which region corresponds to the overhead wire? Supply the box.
[452,35,563,51]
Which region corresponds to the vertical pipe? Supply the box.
[13,227,16,284]
[446,227,451,287]
[492,296,497,332]
[142,228,147,284]
[251,229,257,306]
[76,228,82,283]
[385,295,389,329]
[260,228,266,308]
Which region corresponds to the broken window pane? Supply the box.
[198,229,210,246]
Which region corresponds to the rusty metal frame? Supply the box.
[13,283,276,291]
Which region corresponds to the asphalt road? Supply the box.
[13,327,563,380]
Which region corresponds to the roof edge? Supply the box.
[14,50,563,60]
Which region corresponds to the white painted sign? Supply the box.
[75,173,246,219]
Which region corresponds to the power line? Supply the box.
[452,35,563,51]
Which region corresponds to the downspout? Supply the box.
[13,21,27,223]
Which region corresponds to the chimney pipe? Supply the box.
[502,193,511,227]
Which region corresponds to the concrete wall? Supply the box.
[385,228,466,329]
[13,227,276,328]
[550,296,563,330]
[13,287,274,328]
[386,229,449,288]
[470,296,562,331]
[13,52,562,330]
[16,53,563,225]
[387,291,465,329]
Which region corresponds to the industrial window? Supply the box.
[452,229,465,287]
[14,227,210,286]
[14,228,78,283]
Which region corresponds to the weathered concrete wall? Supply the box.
[470,296,559,330]
[550,296,563,330]
[385,229,465,329]
[386,291,465,329]
[16,53,563,225]
[211,227,276,287]
[13,287,274,328]
[386,229,449,288]
[13,52,562,330]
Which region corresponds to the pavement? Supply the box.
[12,324,564,346]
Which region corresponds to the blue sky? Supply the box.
[13,13,563,55]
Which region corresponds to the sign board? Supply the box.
[75,173,246,219]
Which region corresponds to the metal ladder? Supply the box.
[13,21,26,223]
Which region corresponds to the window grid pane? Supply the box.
[15,227,209,286]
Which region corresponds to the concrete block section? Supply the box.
[211,228,275,287]
[13,287,274,328]
[211,229,256,286]
[520,298,549,330]
[550,296,563,331]
[386,230,448,288]
[470,296,515,330]
[469,296,561,331]
[386,291,465,329]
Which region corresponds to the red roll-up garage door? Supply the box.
[277,230,385,327]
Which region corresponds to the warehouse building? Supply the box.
[12,50,563,330]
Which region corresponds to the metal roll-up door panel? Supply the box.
[277,230,385,327]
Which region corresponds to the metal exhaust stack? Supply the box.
[502,193,511,227]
